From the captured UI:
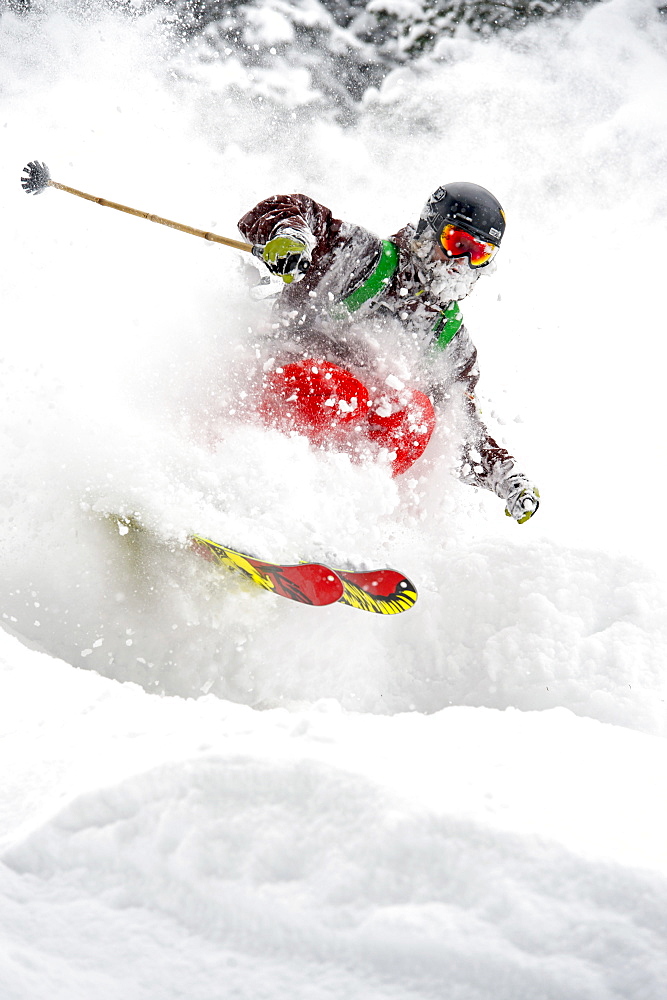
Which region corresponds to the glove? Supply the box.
[260,234,311,284]
[504,479,540,524]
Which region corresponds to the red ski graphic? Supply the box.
[191,536,344,606]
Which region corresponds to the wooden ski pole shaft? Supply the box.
[20,160,257,254]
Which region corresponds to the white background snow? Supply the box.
[1,0,667,996]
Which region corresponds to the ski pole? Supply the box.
[20,160,263,257]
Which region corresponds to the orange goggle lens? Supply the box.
[439,224,498,268]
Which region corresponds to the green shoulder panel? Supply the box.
[338,240,399,315]
[432,301,462,349]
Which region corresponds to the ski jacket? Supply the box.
[238,193,525,499]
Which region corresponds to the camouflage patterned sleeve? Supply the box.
[458,413,521,499]
[428,323,525,498]
[238,194,340,251]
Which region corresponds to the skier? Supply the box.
[238,183,540,523]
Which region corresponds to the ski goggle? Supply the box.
[439,224,499,268]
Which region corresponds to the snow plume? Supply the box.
[1,0,667,997]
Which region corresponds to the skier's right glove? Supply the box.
[504,478,540,524]
[259,234,311,284]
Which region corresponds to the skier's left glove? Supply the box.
[257,232,312,284]
[504,478,540,524]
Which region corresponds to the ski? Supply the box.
[108,516,417,613]
[191,535,418,614]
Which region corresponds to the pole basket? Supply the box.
[21,161,51,195]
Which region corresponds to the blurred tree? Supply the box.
[166,0,599,112]
[1,0,600,109]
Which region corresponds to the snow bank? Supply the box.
[2,629,667,1000]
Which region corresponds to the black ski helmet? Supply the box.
[415,182,506,247]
